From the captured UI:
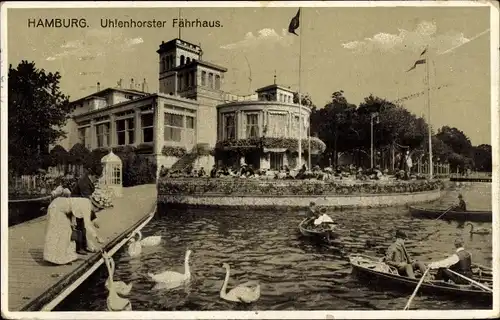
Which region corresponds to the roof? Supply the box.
[157,38,202,55]
[255,84,295,94]
[168,59,228,73]
[70,87,149,105]
[101,150,122,164]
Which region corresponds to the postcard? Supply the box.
[1,1,498,319]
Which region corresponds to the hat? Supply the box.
[458,194,463,199]
[395,230,408,239]
[90,193,105,210]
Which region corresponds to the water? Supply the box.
[57,183,493,311]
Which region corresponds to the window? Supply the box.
[164,113,183,142]
[178,74,183,91]
[180,55,185,65]
[215,75,221,89]
[279,93,283,102]
[186,57,191,64]
[208,73,214,88]
[190,71,195,87]
[270,153,284,170]
[170,56,174,68]
[268,113,287,137]
[185,73,189,88]
[141,113,154,143]
[186,116,195,129]
[201,71,206,86]
[223,113,235,140]
[96,123,110,148]
[78,127,90,149]
[116,118,135,145]
[246,114,259,138]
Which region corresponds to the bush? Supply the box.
[68,143,90,166]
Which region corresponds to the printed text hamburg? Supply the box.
[27,18,222,28]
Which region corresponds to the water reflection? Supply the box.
[57,183,492,311]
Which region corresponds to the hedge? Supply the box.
[157,178,444,196]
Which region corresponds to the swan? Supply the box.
[127,232,142,257]
[467,223,491,235]
[136,230,162,247]
[148,249,192,290]
[220,263,261,303]
[103,253,133,296]
[102,252,132,311]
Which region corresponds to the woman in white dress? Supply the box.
[43,189,105,265]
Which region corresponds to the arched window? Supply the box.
[215,75,221,90]
[180,55,185,65]
[186,57,191,64]
[161,57,165,72]
[208,73,214,88]
[170,56,174,68]
[185,73,189,88]
[178,74,183,90]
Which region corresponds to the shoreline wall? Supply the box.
[158,178,443,209]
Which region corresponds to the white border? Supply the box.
[1,1,498,319]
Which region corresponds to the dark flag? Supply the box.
[406,59,426,72]
[288,9,300,36]
[407,46,428,72]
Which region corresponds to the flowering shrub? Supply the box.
[162,146,187,157]
[215,137,326,154]
[157,178,444,196]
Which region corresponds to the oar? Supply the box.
[446,269,493,292]
[403,267,431,310]
[434,205,454,221]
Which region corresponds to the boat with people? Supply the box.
[408,206,492,223]
[298,217,340,244]
[349,254,492,303]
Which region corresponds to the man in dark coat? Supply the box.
[71,165,102,254]
[383,230,427,279]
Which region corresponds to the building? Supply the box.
[55,38,324,175]
[215,84,325,170]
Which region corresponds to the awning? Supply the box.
[263,148,287,153]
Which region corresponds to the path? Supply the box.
[7,184,157,311]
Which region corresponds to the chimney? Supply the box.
[130,78,134,89]
[97,82,100,91]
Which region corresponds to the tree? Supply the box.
[8,61,73,174]
[472,144,492,172]
[293,92,315,108]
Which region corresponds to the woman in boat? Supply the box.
[383,230,427,279]
[428,238,473,285]
[43,191,105,265]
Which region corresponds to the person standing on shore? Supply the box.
[71,165,103,254]
[43,191,105,265]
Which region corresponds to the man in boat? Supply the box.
[453,194,467,212]
[383,230,427,279]
[428,238,473,285]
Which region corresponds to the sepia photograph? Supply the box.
[1,1,498,319]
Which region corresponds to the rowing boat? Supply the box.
[298,218,340,244]
[349,254,492,303]
[409,206,491,223]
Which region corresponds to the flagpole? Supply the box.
[297,8,303,168]
[178,8,182,39]
[425,53,433,179]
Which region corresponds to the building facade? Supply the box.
[216,84,325,170]
[55,38,324,175]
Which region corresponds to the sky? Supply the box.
[6,4,493,145]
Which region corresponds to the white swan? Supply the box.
[467,222,491,235]
[220,263,261,303]
[102,251,132,311]
[148,249,192,290]
[136,230,162,247]
[127,232,142,257]
[103,253,133,296]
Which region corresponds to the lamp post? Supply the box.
[370,112,379,168]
